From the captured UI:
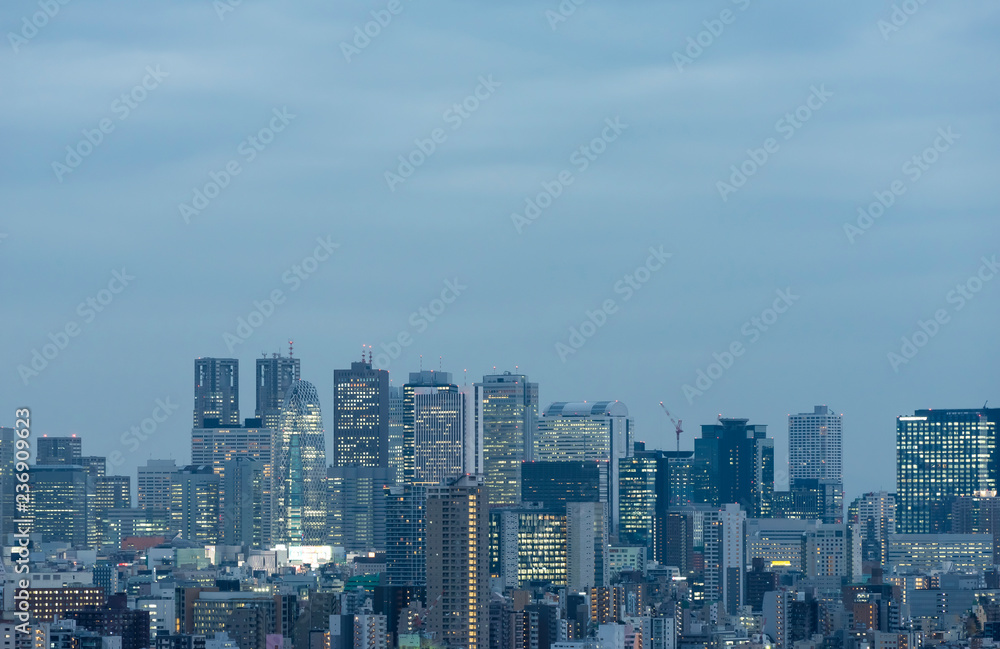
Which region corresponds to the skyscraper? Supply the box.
[333,359,389,468]
[191,422,273,545]
[425,475,489,649]
[169,465,221,544]
[93,475,131,548]
[896,409,999,533]
[850,491,896,566]
[137,459,178,512]
[475,372,538,507]
[222,457,264,547]
[789,405,844,522]
[193,358,240,428]
[533,401,632,529]
[327,465,391,551]
[702,503,745,615]
[403,371,471,485]
[272,380,327,545]
[385,483,426,586]
[256,353,300,430]
[36,436,82,465]
[694,417,773,517]
[387,386,405,483]
[31,464,89,547]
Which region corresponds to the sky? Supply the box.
[2,0,998,505]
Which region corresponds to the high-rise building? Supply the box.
[385,483,426,586]
[490,506,566,590]
[951,493,1000,565]
[425,475,489,649]
[521,460,607,508]
[702,503,745,615]
[333,360,390,468]
[387,386,405,483]
[193,358,240,428]
[851,491,896,566]
[169,465,221,544]
[789,405,843,522]
[533,401,632,529]
[93,475,131,548]
[256,353,300,430]
[695,418,773,517]
[896,408,999,533]
[403,371,471,485]
[771,478,843,524]
[137,460,178,512]
[567,501,609,591]
[272,380,327,545]
[36,436,82,465]
[789,406,842,482]
[191,422,273,545]
[31,464,89,547]
[0,427,17,539]
[222,457,264,547]
[475,372,539,507]
[327,465,391,551]
[618,448,695,559]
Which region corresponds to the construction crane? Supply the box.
[659,402,683,452]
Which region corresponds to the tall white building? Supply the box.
[474,372,539,507]
[137,459,178,512]
[533,401,632,529]
[854,491,896,566]
[703,503,745,615]
[403,371,476,485]
[273,380,328,545]
[788,405,842,482]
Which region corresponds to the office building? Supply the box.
[31,464,89,547]
[387,386,405,483]
[896,409,999,533]
[475,372,539,507]
[694,417,773,517]
[333,359,390,468]
[0,427,17,539]
[330,614,389,649]
[425,475,489,649]
[138,459,178,512]
[952,493,1000,564]
[256,353,300,430]
[103,507,170,549]
[772,478,843,524]
[521,460,607,508]
[851,491,896,566]
[490,506,566,590]
[28,586,105,622]
[567,501,609,591]
[68,595,151,649]
[191,423,273,545]
[36,436,82,465]
[169,465,221,544]
[385,483,426,586]
[403,371,472,485]
[93,475,131,548]
[533,401,632,529]
[193,357,240,428]
[272,379,327,545]
[887,533,993,573]
[222,457,264,547]
[328,465,391,552]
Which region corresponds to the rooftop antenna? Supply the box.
[420,355,423,371]
[439,355,442,371]
[464,369,467,385]
[289,340,293,358]
[368,348,372,365]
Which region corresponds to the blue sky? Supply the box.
[2,0,998,502]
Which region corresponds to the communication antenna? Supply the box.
[289,340,294,357]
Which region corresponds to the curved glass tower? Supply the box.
[273,380,327,545]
